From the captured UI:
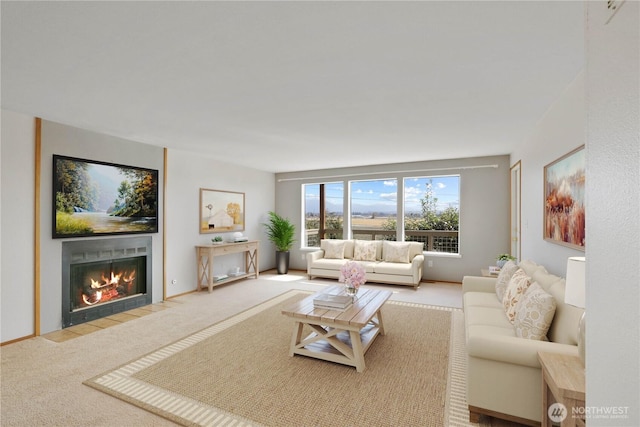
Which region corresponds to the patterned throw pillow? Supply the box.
[502,268,532,324]
[514,282,557,340]
[495,260,519,301]
[383,241,411,263]
[354,240,377,261]
[323,240,345,259]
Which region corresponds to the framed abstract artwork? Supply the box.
[199,188,245,234]
[543,145,585,250]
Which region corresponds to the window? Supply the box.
[404,176,460,253]
[350,179,397,241]
[302,174,460,254]
[303,182,343,247]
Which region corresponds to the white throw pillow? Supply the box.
[514,282,557,341]
[383,241,411,263]
[323,240,345,259]
[495,260,519,301]
[502,268,532,324]
[354,240,377,261]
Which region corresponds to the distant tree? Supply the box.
[55,159,98,213]
[112,181,132,213]
[305,213,342,236]
[435,206,459,231]
[111,169,157,217]
[382,179,458,231]
[325,213,343,239]
[415,179,440,227]
[306,216,319,229]
[325,213,343,230]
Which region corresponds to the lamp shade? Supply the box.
[565,256,586,308]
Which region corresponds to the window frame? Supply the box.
[301,174,461,256]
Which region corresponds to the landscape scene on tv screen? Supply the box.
[53,155,158,238]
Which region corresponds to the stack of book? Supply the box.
[213,274,229,282]
[313,293,352,310]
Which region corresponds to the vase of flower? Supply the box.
[339,261,366,302]
[344,283,358,300]
[496,254,516,269]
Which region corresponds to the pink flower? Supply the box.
[339,261,366,289]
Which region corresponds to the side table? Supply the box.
[539,351,586,426]
[481,268,499,278]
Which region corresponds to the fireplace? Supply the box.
[62,237,152,328]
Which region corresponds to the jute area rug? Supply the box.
[85,290,474,427]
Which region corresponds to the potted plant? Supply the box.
[496,253,516,269]
[263,211,296,274]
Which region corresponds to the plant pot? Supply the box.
[496,259,508,269]
[276,251,290,274]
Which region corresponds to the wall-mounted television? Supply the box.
[53,155,159,238]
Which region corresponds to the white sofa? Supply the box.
[307,239,424,287]
[462,260,584,426]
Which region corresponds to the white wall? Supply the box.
[510,72,585,276]
[586,1,639,424]
[165,149,274,297]
[1,110,36,342]
[275,155,511,282]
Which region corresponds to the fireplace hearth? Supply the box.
[62,237,152,328]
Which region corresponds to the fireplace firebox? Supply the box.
[62,237,152,328]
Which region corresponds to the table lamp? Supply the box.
[565,256,586,366]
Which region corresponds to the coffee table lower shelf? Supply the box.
[289,316,383,372]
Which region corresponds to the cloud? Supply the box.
[354,189,375,196]
[404,186,422,196]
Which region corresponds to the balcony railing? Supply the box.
[305,228,459,253]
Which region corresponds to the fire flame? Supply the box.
[81,269,136,306]
[82,291,103,306]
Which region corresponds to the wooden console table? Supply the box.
[196,241,259,292]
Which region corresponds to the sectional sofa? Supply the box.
[462,260,583,425]
[306,239,424,287]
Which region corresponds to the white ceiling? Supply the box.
[1,1,584,173]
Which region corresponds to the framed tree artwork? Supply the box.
[53,155,158,238]
[543,145,585,250]
[199,188,245,234]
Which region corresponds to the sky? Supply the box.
[305,176,460,215]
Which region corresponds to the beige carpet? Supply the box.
[85,290,470,427]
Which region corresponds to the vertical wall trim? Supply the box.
[163,147,168,300]
[34,118,42,336]
[510,160,522,261]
